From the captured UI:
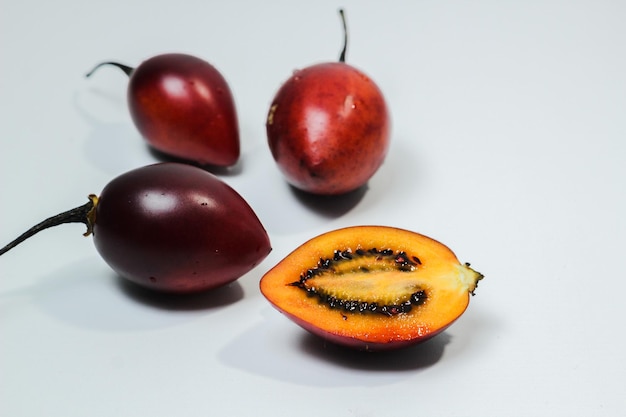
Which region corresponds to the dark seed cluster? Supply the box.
[288,248,427,317]
[297,248,420,282]
[304,289,427,317]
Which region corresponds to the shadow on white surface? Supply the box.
[19,257,242,332]
[218,308,451,387]
[115,276,244,311]
[297,331,452,371]
[288,183,368,218]
[74,89,155,176]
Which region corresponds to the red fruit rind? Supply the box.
[129,54,240,167]
[260,226,482,351]
[267,63,390,195]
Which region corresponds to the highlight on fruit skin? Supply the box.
[260,226,484,351]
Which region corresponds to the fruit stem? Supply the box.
[338,9,348,63]
[0,195,98,256]
[85,61,134,78]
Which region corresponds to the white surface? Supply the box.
[1,1,625,416]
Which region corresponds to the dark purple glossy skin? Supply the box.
[92,163,270,293]
[128,54,240,167]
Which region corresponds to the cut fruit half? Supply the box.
[260,226,483,351]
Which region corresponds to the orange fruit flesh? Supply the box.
[260,226,483,350]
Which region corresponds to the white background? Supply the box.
[1,1,625,416]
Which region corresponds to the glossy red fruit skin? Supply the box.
[266,62,390,195]
[128,54,240,167]
[92,163,270,293]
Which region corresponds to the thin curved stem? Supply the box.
[85,61,134,78]
[338,9,348,63]
[0,197,97,256]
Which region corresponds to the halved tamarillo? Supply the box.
[0,163,271,293]
[260,226,483,351]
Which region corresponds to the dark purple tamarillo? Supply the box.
[0,163,271,293]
